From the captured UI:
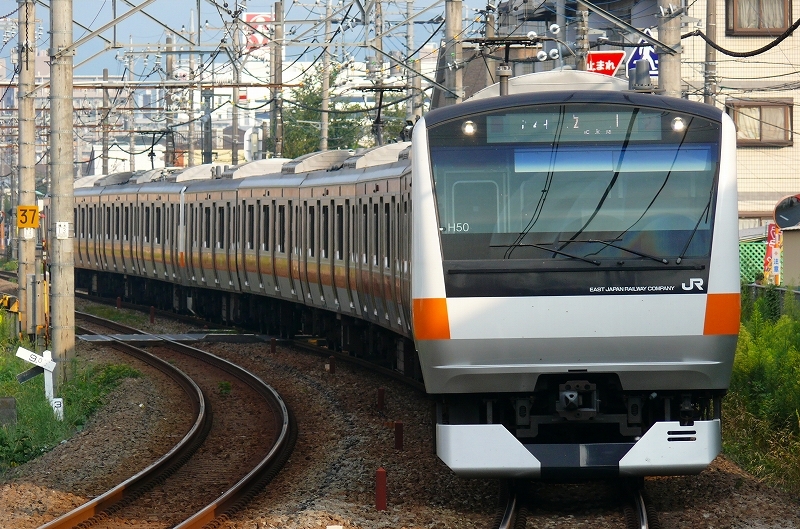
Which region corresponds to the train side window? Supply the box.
[293,205,299,256]
[246,204,255,250]
[319,206,330,259]
[217,206,224,249]
[114,206,120,241]
[80,208,86,238]
[335,205,343,260]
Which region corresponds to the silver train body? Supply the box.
[67,71,739,480]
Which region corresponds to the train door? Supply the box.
[213,203,229,288]
[99,204,110,271]
[131,203,141,275]
[75,204,86,268]
[371,198,387,324]
[243,199,259,293]
[349,202,362,317]
[383,197,400,332]
[304,201,323,306]
[164,203,176,282]
[256,201,277,295]
[332,200,351,313]
[121,204,130,273]
[112,203,121,272]
[399,192,411,332]
[275,201,293,299]
[225,199,239,291]
[176,188,188,284]
[186,202,197,284]
[153,203,166,279]
[200,203,216,286]
[357,199,377,322]
[290,202,305,301]
[320,201,336,310]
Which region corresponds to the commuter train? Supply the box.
[66,71,740,479]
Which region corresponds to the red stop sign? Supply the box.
[586,51,626,77]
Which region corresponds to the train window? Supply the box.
[203,207,211,248]
[105,206,111,239]
[278,205,285,252]
[80,209,86,238]
[293,205,299,256]
[308,205,315,258]
[362,203,368,264]
[268,206,269,251]
[384,202,391,268]
[216,206,224,249]
[124,207,129,241]
[113,207,119,241]
[155,207,162,245]
[144,207,151,244]
[247,204,255,250]
[322,204,329,260]
[335,205,343,260]
[373,203,379,266]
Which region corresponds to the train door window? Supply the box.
[293,205,299,256]
[373,202,379,266]
[335,205,343,260]
[88,207,94,238]
[247,204,255,250]
[262,204,270,251]
[403,200,409,273]
[168,205,174,244]
[113,207,119,240]
[124,206,129,241]
[203,207,211,248]
[229,203,237,250]
[217,206,225,249]
[308,204,315,258]
[80,208,86,238]
[322,204,329,259]
[384,202,391,268]
[362,203,368,264]
[144,207,151,243]
[155,206,162,245]
[277,205,285,252]
[105,206,111,239]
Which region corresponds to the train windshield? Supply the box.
[427,103,721,262]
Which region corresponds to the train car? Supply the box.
[413,72,740,479]
[67,70,738,481]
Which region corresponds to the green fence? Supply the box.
[740,241,767,283]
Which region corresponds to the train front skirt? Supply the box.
[436,420,721,479]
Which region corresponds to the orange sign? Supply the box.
[17,206,39,229]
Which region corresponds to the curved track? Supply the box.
[39,311,296,529]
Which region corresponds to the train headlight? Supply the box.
[671,117,686,132]
[461,120,477,135]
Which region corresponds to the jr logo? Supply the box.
[682,278,704,291]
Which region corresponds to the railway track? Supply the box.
[491,479,660,529]
[39,311,296,529]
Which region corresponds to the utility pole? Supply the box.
[576,1,589,70]
[102,68,109,175]
[128,53,136,172]
[17,0,36,339]
[657,0,681,97]
[49,0,76,391]
[165,35,175,166]
[444,0,463,105]
[231,11,241,165]
[320,0,331,151]
[406,0,415,121]
[704,0,717,105]
[273,1,283,158]
[188,17,196,166]
[483,5,495,88]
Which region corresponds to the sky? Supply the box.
[2,0,482,78]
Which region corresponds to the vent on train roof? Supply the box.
[281,150,354,174]
[341,142,412,169]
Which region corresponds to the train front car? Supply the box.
[411,89,740,479]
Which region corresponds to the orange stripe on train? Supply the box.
[703,293,741,335]
[412,298,451,340]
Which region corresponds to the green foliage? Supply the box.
[281,65,411,159]
[82,304,147,327]
[0,330,141,472]
[724,285,800,493]
[218,380,232,397]
[0,260,17,272]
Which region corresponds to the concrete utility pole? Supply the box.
[320,0,331,151]
[231,13,241,165]
[165,35,176,166]
[576,1,589,71]
[102,69,109,175]
[17,0,36,338]
[657,0,682,97]
[49,0,76,391]
[128,53,136,172]
[273,1,284,157]
[483,6,495,88]
[444,0,463,105]
[405,0,416,121]
[188,18,196,166]
[704,0,717,105]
